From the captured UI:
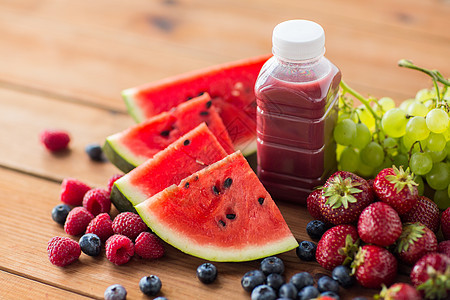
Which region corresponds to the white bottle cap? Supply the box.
[272,20,325,61]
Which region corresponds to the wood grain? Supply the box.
[0,0,448,299]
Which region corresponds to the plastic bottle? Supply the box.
[255,20,341,204]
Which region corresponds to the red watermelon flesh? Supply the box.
[122,54,270,155]
[103,93,235,172]
[111,123,228,212]
[135,151,299,262]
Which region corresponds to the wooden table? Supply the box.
[1,0,449,299]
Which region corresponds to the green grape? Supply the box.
[357,161,374,178]
[376,97,395,114]
[383,137,399,156]
[333,119,356,146]
[336,143,345,160]
[425,162,450,190]
[448,183,450,200]
[339,147,360,172]
[414,175,424,196]
[410,152,433,175]
[405,116,430,141]
[399,99,415,111]
[415,88,435,102]
[372,157,394,178]
[407,101,428,117]
[351,123,371,149]
[356,105,376,131]
[423,99,436,111]
[393,153,409,169]
[427,148,447,163]
[381,108,408,138]
[426,108,449,133]
[337,111,358,123]
[360,141,385,168]
[434,188,450,210]
[401,135,422,154]
[443,127,450,141]
[426,132,446,152]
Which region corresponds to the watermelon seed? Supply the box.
[160,130,170,137]
[223,178,233,189]
[194,175,199,181]
[199,111,209,116]
[183,139,191,146]
[198,92,205,97]
[184,182,189,189]
[218,220,226,227]
[212,185,220,195]
[206,100,212,108]
[226,214,236,220]
[258,197,265,205]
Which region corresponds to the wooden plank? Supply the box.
[0,167,407,299]
[0,87,134,186]
[0,0,448,109]
[0,270,93,300]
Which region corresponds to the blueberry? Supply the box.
[296,241,317,261]
[266,273,284,291]
[139,275,162,296]
[51,204,71,225]
[251,284,277,300]
[317,276,340,294]
[260,256,284,275]
[290,272,314,290]
[242,270,266,292]
[196,263,217,284]
[306,220,328,240]
[298,285,319,300]
[85,143,105,162]
[351,297,368,300]
[278,283,298,299]
[104,284,127,300]
[331,265,355,288]
[320,291,340,299]
[79,233,101,256]
[153,298,168,300]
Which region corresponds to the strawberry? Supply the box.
[373,166,419,215]
[395,222,438,265]
[410,253,450,300]
[377,283,421,300]
[319,171,373,225]
[402,196,441,233]
[316,224,359,271]
[351,245,397,289]
[306,188,327,222]
[442,207,450,240]
[438,240,450,257]
[357,201,402,247]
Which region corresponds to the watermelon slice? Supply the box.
[122,54,270,155]
[103,93,234,172]
[111,123,228,212]
[135,151,299,262]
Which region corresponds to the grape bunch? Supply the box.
[334,59,450,209]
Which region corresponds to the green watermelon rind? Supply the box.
[103,133,145,173]
[135,191,299,262]
[122,88,145,123]
[110,175,149,212]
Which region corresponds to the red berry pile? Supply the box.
[47,174,165,267]
[306,167,450,299]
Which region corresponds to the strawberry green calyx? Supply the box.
[323,175,363,210]
[417,265,450,300]
[396,222,426,253]
[385,165,418,194]
[375,284,400,300]
[338,234,360,266]
[350,246,366,275]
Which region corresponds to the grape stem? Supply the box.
[339,81,381,121]
[398,59,450,106]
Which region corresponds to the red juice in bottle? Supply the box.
[255,20,341,204]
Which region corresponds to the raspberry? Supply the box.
[47,236,81,267]
[82,188,111,216]
[112,212,148,240]
[107,174,124,195]
[105,234,135,265]
[85,213,114,242]
[64,206,94,236]
[60,178,91,206]
[135,232,165,259]
[40,129,70,152]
